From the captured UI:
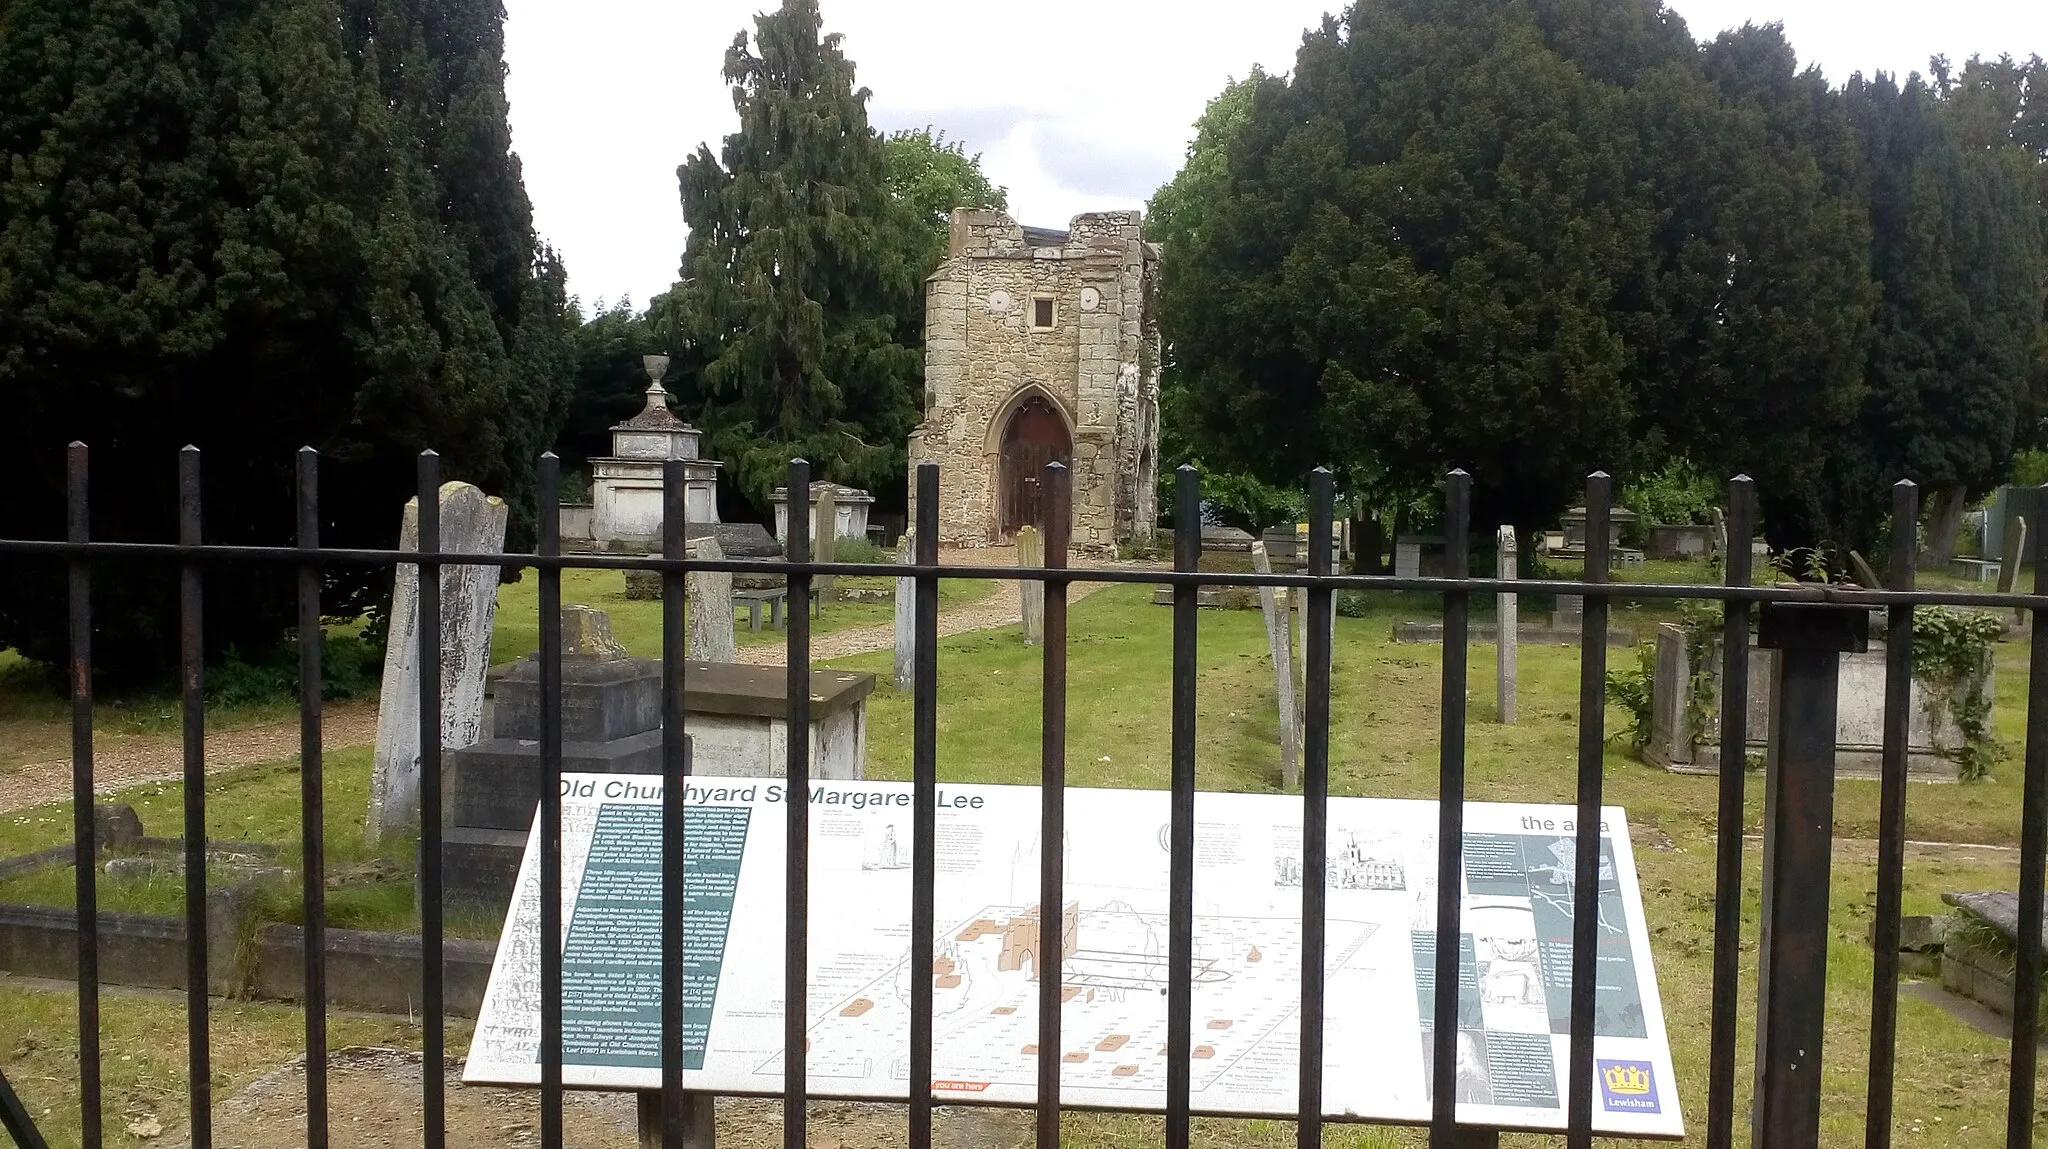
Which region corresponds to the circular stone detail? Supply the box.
[986,290,1012,313]
[1078,287,1102,313]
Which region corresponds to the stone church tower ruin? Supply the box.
[908,209,1161,549]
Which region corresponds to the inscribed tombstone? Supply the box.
[368,483,508,844]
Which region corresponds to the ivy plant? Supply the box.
[1911,607,2006,781]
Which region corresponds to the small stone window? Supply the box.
[1031,296,1056,330]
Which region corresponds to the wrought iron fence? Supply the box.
[0,445,2043,1149]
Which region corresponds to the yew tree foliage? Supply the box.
[1163,0,2048,552]
[0,0,574,680]
[670,0,924,509]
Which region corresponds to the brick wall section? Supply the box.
[910,209,1161,551]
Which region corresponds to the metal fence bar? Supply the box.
[0,1067,51,1149]
[1167,466,1200,1149]
[1566,471,1612,1149]
[1706,474,1756,1149]
[1035,461,1072,1149]
[417,451,448,1149]
[661,458,690,1145]
[783,461,813,1149]
[296,448,329,1149]
[538,453,565,1149]
[1865,479,1918,1149]
[178,446,212,1149]
[18,535,2048,610]
[1299,469,1336,1146]
[1429,470,1472,1149]
[2008,482,2048,1149]
[910,463,940,1149]
[66,442,102,1149]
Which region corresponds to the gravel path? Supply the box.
[735,546,1122,666]
[0,702,380,813]
[0,549,1135,812]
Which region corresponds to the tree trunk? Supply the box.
[1921,484,1969,570]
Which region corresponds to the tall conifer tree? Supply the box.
[671,0,920,506]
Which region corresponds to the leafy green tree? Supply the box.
[1149,72,1305,532]
[1633,23,1875,549]
[884,127,1007,275]
[668,0,921,509]
[1166,0,1675,537]
[0,0,571,680]
[1829,70,2046,563]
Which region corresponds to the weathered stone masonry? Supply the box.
[908,209,1161,550]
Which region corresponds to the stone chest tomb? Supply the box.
[442,607,873,911]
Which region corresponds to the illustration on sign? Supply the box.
[466,779,1684,1138]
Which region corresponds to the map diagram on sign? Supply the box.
[756,902,1379,1094]
[464,780,1686,1139]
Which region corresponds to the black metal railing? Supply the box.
[0,446,2045,1149]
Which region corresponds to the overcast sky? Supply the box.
[501,0,2048,311]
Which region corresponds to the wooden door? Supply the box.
[999,397,1072,537]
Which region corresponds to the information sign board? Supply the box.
[465,777,1683,1138]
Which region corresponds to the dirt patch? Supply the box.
[166,1047,1031,1149]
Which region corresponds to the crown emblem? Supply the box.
[1603,1063,1652,1095]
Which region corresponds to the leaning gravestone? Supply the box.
[1252,541,1301,789]
[685,536,736,664]
[368,483,509,845]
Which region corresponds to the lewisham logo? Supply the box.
[1597,1060,1660,1114]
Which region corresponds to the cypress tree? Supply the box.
[670,0,920,508]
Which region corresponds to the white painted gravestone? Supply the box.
[893,535,915,689]
[368,483,509,845]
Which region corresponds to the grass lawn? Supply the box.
[489,568,995,665]
[0,579,2037,1146]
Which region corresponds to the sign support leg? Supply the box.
[638,1089,715,1148]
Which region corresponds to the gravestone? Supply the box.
[369,483,510,846]
[1553,594,1583,633]
[893,535,915,689]
[813,483,838,605]
[443,605,663,909]
[1497,525,1518,725]
[686,536,736,663]
[2001,517,2030,632]
[1018,526,1046,646]
[1252,542,1301,789]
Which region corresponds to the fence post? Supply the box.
[1752,599,1866,1149]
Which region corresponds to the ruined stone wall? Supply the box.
[909,210,1161,551]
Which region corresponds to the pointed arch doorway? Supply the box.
[997,395,1073,538]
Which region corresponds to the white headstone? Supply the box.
[1252,542,1301,790]
[368,483,509,845]
[686,536,737,664]
[893,535,916,689]
[1394,540,1423,580]
[1497,525,1519,725]
[1018,526,1045,647]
